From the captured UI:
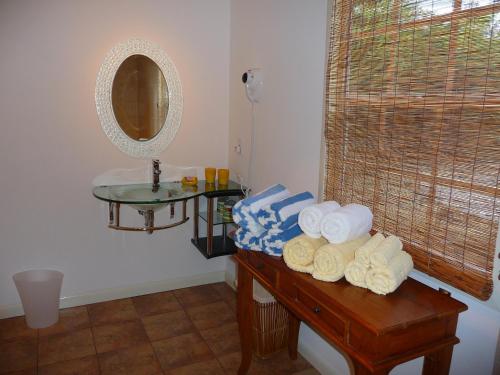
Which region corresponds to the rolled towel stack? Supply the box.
[260,224,303,256]
[312,234,371,282]
[370,235,403,267]
[344,233,413,295]
[320,203,373,244]
[366,251,413,295]
[283,234,328,274]
[298,201,340,238]
[345,233,385,288]
[258,192,315,230]
[232,184,290,233]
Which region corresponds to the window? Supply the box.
[324,0,499,299]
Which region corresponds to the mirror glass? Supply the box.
[112,55,169,141]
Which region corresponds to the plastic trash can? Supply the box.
[13,270,64,328]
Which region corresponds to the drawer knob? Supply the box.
[313,306,321,314]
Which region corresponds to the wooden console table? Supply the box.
[234,249,467,375]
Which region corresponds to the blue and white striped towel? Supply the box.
[257,192,315,230]
[261,224,303,256]
[234,227,265,251]
[232,184,290,233]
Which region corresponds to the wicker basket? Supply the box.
[251,280,290,359]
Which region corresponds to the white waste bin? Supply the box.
[13,270,63,328]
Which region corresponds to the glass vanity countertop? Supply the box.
[92,180,245,205]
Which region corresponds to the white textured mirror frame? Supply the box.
[95,39,183,158]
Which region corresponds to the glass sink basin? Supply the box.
[92,180,245,212]
[110,186,177,212]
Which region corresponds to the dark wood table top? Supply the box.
[235,250,468,335]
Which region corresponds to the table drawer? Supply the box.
[296,287,346,341]
[247,252,277,285]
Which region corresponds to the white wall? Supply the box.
[228,1,500,375]
[0,0,231,309]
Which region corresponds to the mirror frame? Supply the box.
[95,39,183,158]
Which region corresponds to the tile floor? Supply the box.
[0,282,320,375]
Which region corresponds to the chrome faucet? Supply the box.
[152,159,161,192]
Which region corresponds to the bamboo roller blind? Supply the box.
[324,0,500,300]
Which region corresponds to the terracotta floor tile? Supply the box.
[253,350,313,374]
[87,298,138,326]
[38,328,95,366]
[142,310,194,342]
[186,301,235,331]
[39,307,90,337]
[164,358,225,375]
[98,343,162,375]
[152,332,213,371]
[199,321,240,356]
[0,316,37,342]
[92,320,148,354]
[0,337,37,374]
[38,355,99,375]
[173,284,222,309]
[217,350,312,375]
[132,291,182,317]
[211,282,236,302]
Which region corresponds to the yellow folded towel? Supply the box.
[283,235,328,274]
[344,260,370,288]
[312,234,371,282]
[369,235,403,268]
[355,232,385,266]
[366,251,413,295]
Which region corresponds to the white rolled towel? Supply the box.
[366,251,413,295]
[312,234,371,282]
[283,234,328,274]
[344,261,370,288]
[320,204,373,244]
[370,235,403,268]
[298,201,340,238]
[355,232,385,266]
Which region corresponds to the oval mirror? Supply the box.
[96,39,182,158]
[112,55,169,141]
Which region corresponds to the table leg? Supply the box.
[288,313,300,360]
[422,314,458,375]
[422,346,454,375]
[237,262,253,375]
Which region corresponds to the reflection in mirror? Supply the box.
[112,55,169,141]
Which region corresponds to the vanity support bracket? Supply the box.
[207,197,214,257]
[193,196,199,243]
[107,199,189,232]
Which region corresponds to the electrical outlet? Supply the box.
[234,138,242,154]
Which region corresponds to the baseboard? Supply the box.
[0,271,226,319]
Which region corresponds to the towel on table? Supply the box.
[312,234,371,282]
[320,204,373,244]
[258,192,315,230]
[234,227,265,251]
[369,235,403,268]
[344,261,370,288]
[355,232,385,266]
[261,224,303,256]
[283,234,328,274]
[232,184,290,233]
[298,201,340,238]
[366,251,413,295]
